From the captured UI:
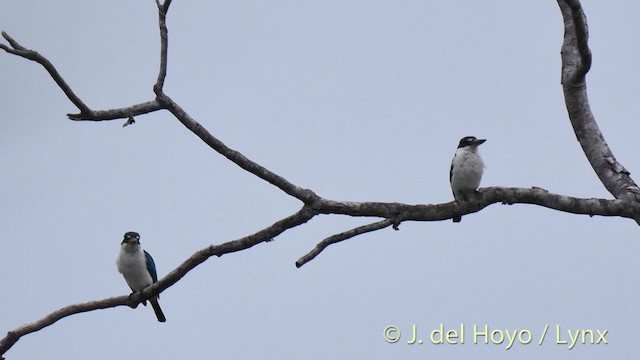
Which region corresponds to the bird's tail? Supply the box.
[150,297,167,322]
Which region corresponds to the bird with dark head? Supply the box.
[116,231,166,322]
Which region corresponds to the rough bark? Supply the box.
[558,0,640,202]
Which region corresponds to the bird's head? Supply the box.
[122,231,141,245]
[457,136,486,148]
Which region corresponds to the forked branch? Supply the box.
[295,186,640,266]
[1,1,639,358]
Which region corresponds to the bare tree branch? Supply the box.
[0,296,127,357]
[158,94,322,205]
[293,186,640,266]
[146,206,317,297]
[295,218,396,268]
[0,206,316,357]
[66,100,164,121]
[316,187,640,221]
[3,1,639,357]
[0,184,636,355]
[0,7,320,205]
[153,0,171,95]
[0,31,91,115]
[0,31,165,122]
[557,0,640,203]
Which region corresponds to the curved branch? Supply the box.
[153,0,171,95]
[1,31,91,114]
[560,0,591,82]
[557,0,640,203]
[0,206,317,357]
[295,218,395,268]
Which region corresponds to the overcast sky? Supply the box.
[1,1,639,359]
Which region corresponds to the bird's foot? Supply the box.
[126,292,147,308]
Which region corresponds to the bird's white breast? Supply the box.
[450,147,485,199]
[116,245,153,291]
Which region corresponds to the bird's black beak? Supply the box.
[473,139,486,146]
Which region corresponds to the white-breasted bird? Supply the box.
[116,231,166,322]
[450,136,486,222]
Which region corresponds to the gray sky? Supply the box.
[1,1,639,359]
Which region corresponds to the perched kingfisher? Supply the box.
[116,231,166,322]
[450,136,486,222]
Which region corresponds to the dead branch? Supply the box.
[0,296,128,356]
[0,206,316,356]
[0,31,91,115]
[295,218,396,268]
[316,187,640,221]
[558,0,640,203]
[153,0,171,95]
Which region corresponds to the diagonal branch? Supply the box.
[1,31,91,114]
[295,218,396,268]
[557,0,640,204]
[159,94,322,205]
[0,205,317,357]
[146,205,317,297]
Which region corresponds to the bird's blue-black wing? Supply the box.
[449,160,454,183]
[144,250,158,283]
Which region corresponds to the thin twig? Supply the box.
[1,31,91,114]
[564,0,592,80]
[153,0,170,95]
[295,218,396,268]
